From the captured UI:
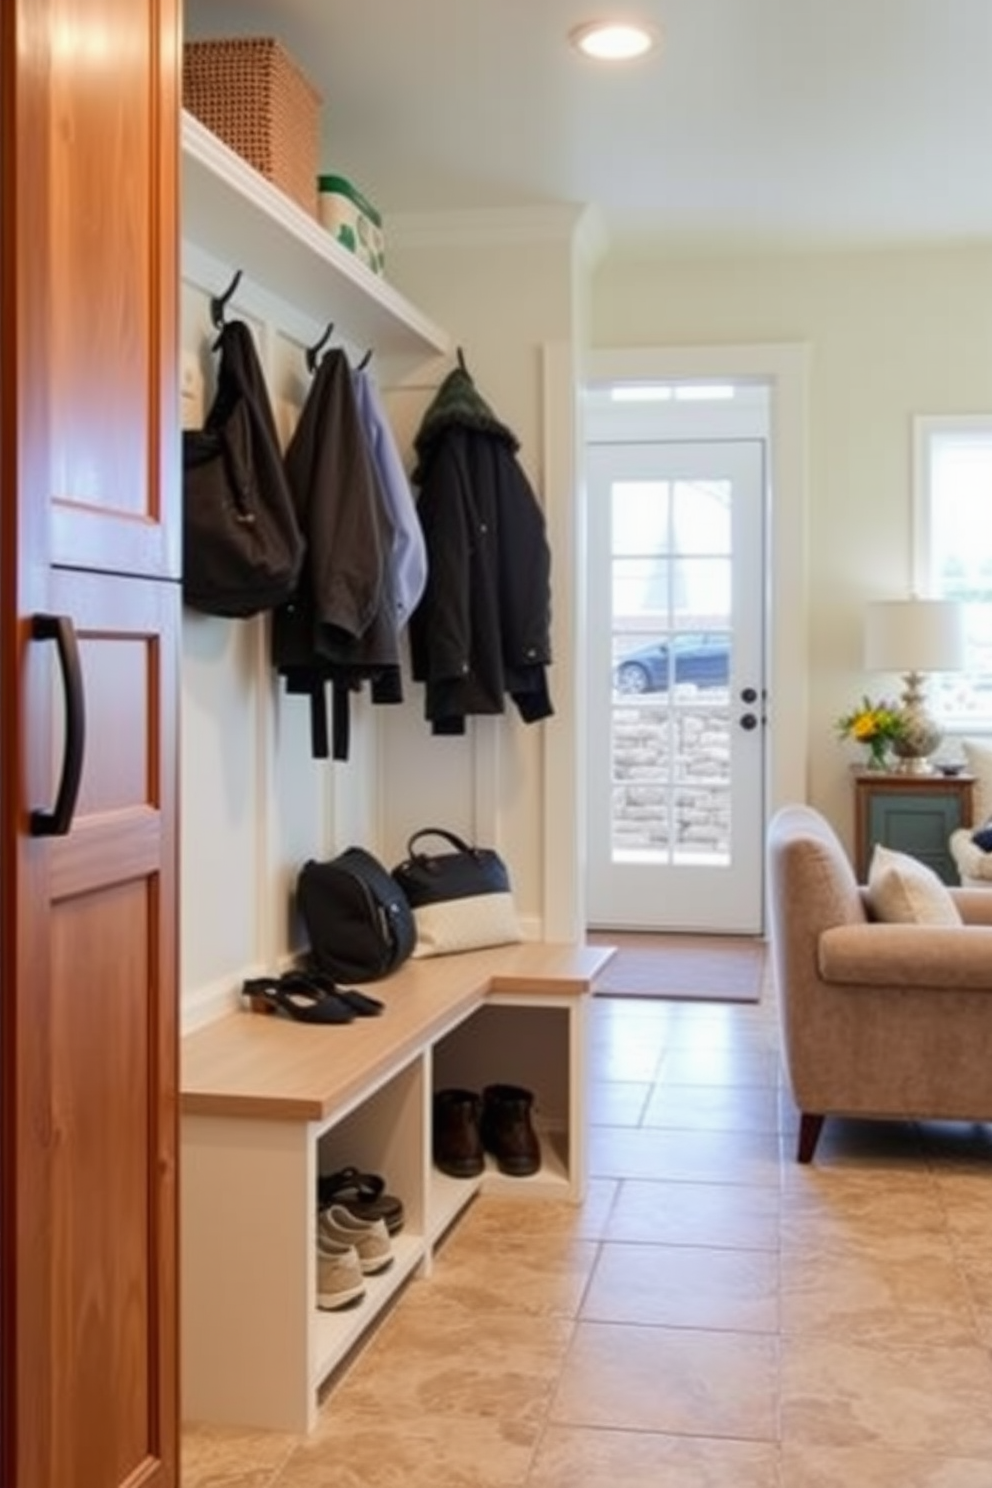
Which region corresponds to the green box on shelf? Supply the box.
[318,174,386,276]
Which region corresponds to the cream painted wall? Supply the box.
[592,244,992,851]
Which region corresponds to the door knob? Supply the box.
[739,712,758,731]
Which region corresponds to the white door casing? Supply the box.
[539,341,808,943]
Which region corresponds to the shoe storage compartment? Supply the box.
[182,1049,432,1435]
[181,943,610,1433]
[432,995,587,1201]
[312,1056,429,1399]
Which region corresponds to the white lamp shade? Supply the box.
[864,599,966,674]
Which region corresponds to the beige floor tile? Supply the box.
[642,1081,783,1133]
[271,1410,536,1488]
[933,1166,992,1245]
[589,1124,781,1186]
[780,1336,992,1456]
[780,1246,978,1346]
[778,1442,992,1488]
[464,1181,622,1242]
[606,1177,780,1250]
[582,1241,779,1333]
[528,1423,779,1487]
[550,1321,778,1439]
[595,1003,774,1050]
[446,1192,603,1245]
[587,1079,651,1126]
[587,1031,664,1083]
[780,1168,947,1245]
[658,1042,782,1088]
[324,1302,574,1433]
[400,1220,598,1319]
[180,1421,297,1488]
[939,1247,992,1348]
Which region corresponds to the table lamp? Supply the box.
[864,598,965,773]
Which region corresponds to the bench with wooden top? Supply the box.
[181,940,614,1434]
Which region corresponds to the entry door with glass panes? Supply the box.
[586,439,766,933]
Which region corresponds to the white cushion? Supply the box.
[962,740,992,825]
[867,844,962,926]
[949,826,992,884]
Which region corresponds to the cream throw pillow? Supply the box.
[962,740,992,824]
[868,844,962,926]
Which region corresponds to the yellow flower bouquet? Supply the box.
[836,695,906,770]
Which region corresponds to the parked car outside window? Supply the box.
[614,633,730,694]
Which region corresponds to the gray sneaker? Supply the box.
[316,1237,366,1310]
[318,1203,393,1275]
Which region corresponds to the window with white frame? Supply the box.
[914,414,992,727]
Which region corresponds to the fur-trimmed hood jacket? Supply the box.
[409,365,553,735]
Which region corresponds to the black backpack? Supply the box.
[296,848,416,983]
[182,319,304,617]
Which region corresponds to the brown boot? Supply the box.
[432,1088,484,1178]
[480,1084,541,1177]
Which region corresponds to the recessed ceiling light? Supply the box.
[570,20,659,61]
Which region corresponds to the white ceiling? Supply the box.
[186,0,992,254]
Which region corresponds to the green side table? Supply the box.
[853,769,975,885]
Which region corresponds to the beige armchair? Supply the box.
[766,803,992,1162]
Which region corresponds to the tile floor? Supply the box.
[182,959,992,1487]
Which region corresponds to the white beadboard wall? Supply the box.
[178,217,586,1030]
[179,250,385,1030]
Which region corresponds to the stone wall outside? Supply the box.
[612,694,732,855]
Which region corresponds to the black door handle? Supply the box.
[30,613,86,837]
[739,712,758,731]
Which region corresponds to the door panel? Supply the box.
[586,440,766,934]
[30,568,179,1488]
[47,0,180,580]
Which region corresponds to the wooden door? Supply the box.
[2,0,181,1484]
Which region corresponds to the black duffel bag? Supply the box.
[297,847,416,983]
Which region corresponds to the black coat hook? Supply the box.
[356,348,373,372]
[210,269,243,331]
[305,321,335,374]
[456,346,467,372]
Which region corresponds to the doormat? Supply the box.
[587,932,765,1003]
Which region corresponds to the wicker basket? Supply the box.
[183,37,322,216]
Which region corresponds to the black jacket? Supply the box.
[409,367,553,734]
[272,348,402,759]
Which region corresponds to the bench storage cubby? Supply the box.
[180,942,612,1433]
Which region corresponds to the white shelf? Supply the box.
[428,1168,484,1248]
[181,111,450,365]
[312,1232,425,1391]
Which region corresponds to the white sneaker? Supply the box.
[316,1236,366,1310]
[318,1203,393,1275]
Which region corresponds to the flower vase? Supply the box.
[864,741,890,772]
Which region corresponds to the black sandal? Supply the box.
[301,969,385,1018]
[317,1166,405,1233]
[242,976,355,1025]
